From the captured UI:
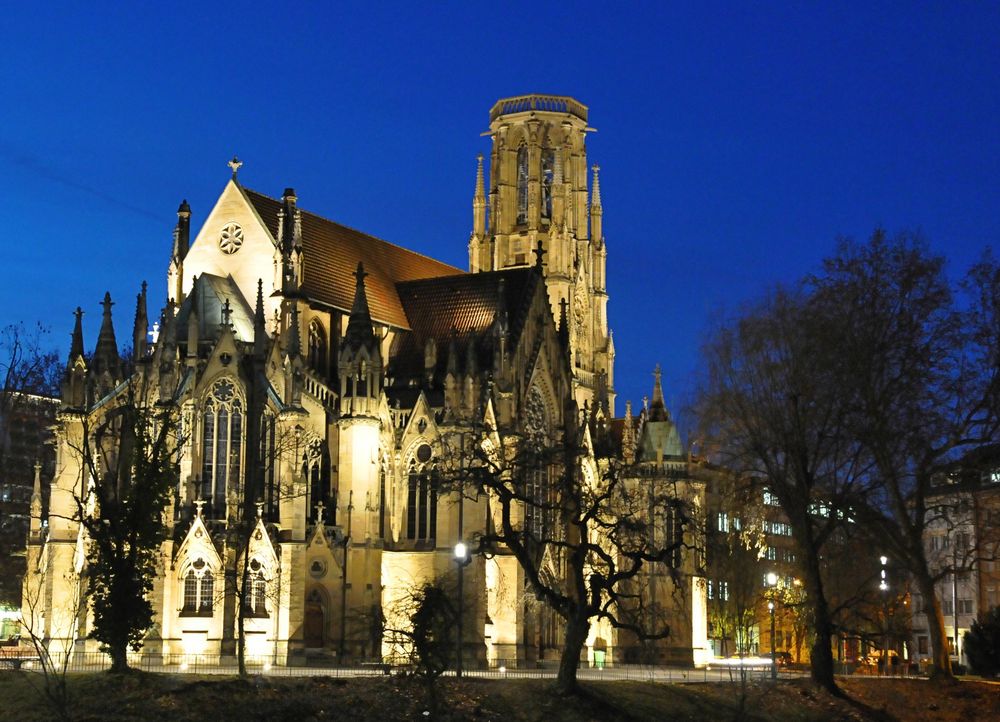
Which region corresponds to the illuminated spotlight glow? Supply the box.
[263,662,272,672]
[180,661,189,671]
[499,665,506,674]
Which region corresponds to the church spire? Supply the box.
[590,164,603,242]
[648,364,670,422]
[342,263,377,353]
[92,292,121,384]
[68,306,85,364]
[62,307,88,409]
[254,279,267,359]
[470,154,488,273]
[132,281,148,362]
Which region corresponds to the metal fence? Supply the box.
[11,651,805,684]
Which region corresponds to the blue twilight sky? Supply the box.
[1,2,998,433]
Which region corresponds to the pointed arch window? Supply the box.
[406,448,437,543]
[181,558,214,617]
[243,558,269,618]
[308,319,327,377]
[304,441,330,525]
[523,387,551,540]
[516,145,529,225]
[541,149,555,221]
[261,412,278,522]
[201,380,243,519]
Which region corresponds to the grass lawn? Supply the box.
[0,671,997,721]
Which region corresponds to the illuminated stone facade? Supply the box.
[23,95,706,668]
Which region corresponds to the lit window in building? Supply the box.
[243,559,268,618]
[717,512,729,533]
[181,559,214,616]
[406,448,437,542]
[763,490,779,506]
[201,380,243,518]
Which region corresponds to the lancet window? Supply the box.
[307,319,327,377]
[541,148,555,220]
[201,380,243,519]
[406,446,437,542]
[243,559,269,618]
[304,441,330,525]
[181,558,214,616]
[516,145,529,225]
[523,387,550,540]
[260,412,278,521]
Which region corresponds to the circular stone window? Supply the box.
[310,560,327,579]
[219,222,244,254]
[416,443,432,463]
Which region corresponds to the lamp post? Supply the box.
[454,541,470,677]
[766,572,778,680]
[879,555,889,676]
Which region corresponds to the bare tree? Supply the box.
[20,569,84,721]
[447,402,692,694]
[696,286,869,695]
[0,322,59,606]
[810,234,1000,680]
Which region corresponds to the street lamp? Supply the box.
[879,555,889,676]
[766,572,778,681]
[454,541,471,678]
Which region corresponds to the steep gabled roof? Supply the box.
[243,189,461,329]
[390,268,540,381]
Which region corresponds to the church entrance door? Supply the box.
[304,592,325,648]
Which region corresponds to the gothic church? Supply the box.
[24,95,705,667]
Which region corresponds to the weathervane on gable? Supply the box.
[228,155,243,179]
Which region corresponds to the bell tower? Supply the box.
[470,95,614,414]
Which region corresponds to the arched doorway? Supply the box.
[304,588,326,649]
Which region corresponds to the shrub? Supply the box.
[964,606,1000,677]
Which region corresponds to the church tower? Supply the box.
[470,95,614,414]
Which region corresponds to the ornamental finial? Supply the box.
[228,155,243,178]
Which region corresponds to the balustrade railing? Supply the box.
[490,95,588,122]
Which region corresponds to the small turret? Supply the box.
[469,154,490,273]
[558,297,570,351]
[168,200,191,304]
[157,299,179,400]
[28,460,43,542]
[92,292,122,397]
[61,307,88,409]
[590,164,603,243]
[338,263,382,416]
[622,400,636,465]
[133,281,148,362]
[253,279,267,360]
[648,364,669,422]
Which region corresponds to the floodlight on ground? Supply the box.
[454,542,467,560]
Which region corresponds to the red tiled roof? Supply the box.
[244,188,461,329]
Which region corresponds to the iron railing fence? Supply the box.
[11,651,812,683]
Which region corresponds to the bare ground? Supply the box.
[0,671,997,721]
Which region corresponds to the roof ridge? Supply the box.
[243,187,462,275]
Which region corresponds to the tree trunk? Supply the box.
[108,640,129,674]
[555,613,589,695]
[915,569,953,681]
[801,544,839,695]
